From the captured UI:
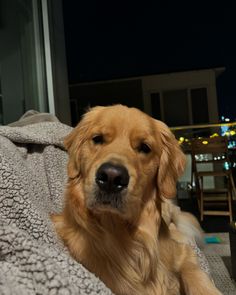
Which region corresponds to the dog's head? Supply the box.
[64,105,185,221]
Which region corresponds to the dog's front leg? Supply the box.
[178,244,222,295]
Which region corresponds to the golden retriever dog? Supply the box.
[52,105,221,295]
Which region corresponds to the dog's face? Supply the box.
[65,105,185,221]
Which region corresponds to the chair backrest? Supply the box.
[191,136,228,156]
[191,136,230,188]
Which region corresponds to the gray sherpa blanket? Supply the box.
[0,112,113,295]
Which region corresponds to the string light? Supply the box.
[210,133,219,138]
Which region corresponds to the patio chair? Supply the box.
[191,136,236,222]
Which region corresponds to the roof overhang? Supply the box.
[213,67,226,78]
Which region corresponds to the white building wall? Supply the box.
[141,69,221,124]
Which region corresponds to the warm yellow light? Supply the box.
[179,137,185,142]
[230,130,236,136]
[210,133,219,138]
[202,140,208,145]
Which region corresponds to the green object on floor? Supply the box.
[204,236,221,244]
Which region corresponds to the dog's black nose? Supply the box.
[96,163,129,193]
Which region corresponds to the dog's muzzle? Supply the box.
[96,162,129,194]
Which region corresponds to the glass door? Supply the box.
[0,0,48,124]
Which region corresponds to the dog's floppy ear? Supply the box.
[155,120,186,199]
[64,106,104,179]
[64,123,85,179]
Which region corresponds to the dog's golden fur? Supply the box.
[52,105,221,295]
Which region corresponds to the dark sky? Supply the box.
[62,1,236,120]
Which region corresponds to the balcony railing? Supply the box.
[171,121,236,153]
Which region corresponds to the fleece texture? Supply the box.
[0,112,113,295]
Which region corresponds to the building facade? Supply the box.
[69,67,224,126]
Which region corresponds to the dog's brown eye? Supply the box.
[92,135,104,144]
[138,143,151,154]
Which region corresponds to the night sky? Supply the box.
[62,1,236,120]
